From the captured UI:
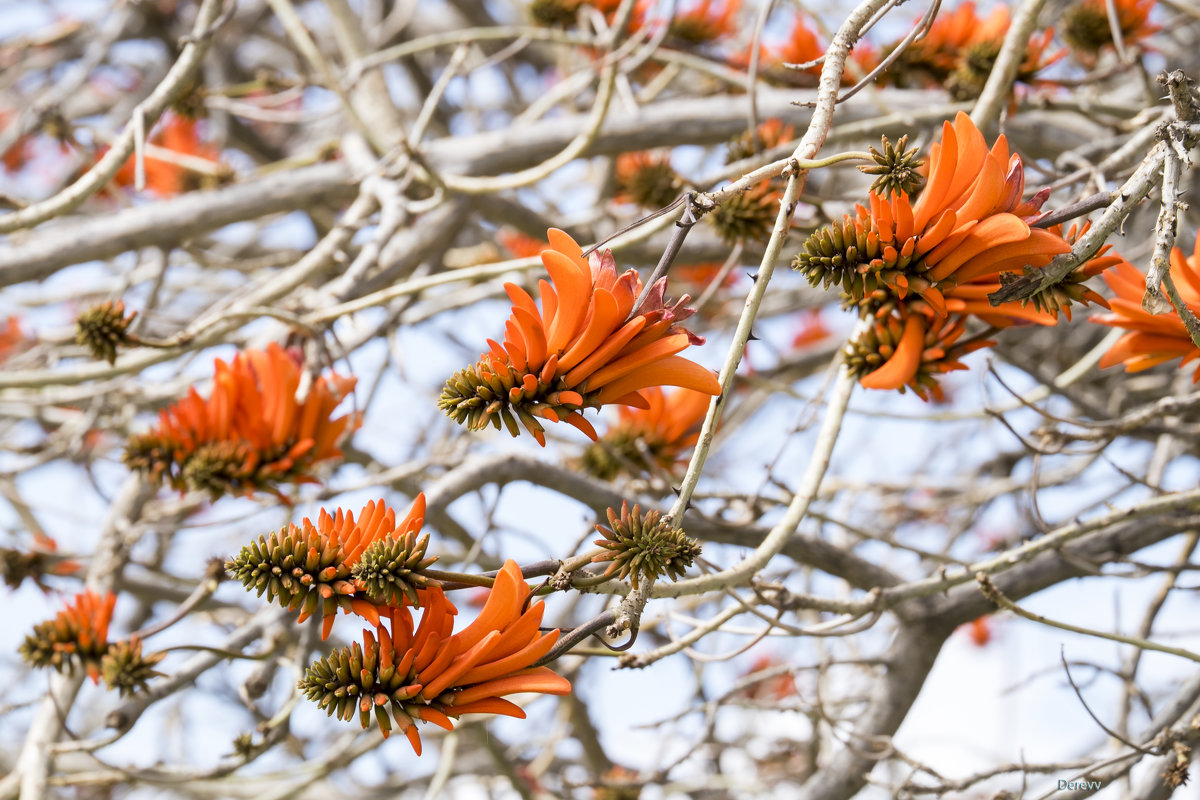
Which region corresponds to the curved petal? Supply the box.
[859,315,925,391]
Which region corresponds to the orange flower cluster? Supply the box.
[879,2,1060,97]
[109,114,225,196]
[770,16,877,84]
[614,151,682,210]
[796,112,1115,399]
[580,387,711,479]
[1092,231,1200,379]
[1,532,82,593]
[19,590,115,682]
[1063,0,1158,60]
[441,229,721,446]
[498,229,550,260]
[227,495,430,639]
[299,560,570,754]
[124,343,357,498]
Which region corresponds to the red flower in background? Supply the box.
[797,112,1117,399]
[0,315,25,362]
[1063,0,1159,60]
[20,590,117,682]
[498,229,550,260]
[771,16,877,83]
[300,560,571,755]
[737,654,798,701]
[227,495,430,640]
[580,386,712,478]
[108,114,225,196]
[965,616,992,646]
[1092,230,1200,378]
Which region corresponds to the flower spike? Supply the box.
[441,229,719,445]
[299,560,571,755]
[124,343,357,499]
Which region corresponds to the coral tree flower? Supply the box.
[795,112,1114,399]
[227,495,429,640]
[614,151,682,210]
[20,590,116,683]
[770,17,876,84]
[661,0,741,46]
[1063,0,1158,59]
[945,5,1061,99]
[124,343,357,498]
[880,2,1059,95]
[580,387,711,479]
[440,229,721,446]
[109,114,225,196]
[299,560,571,755]
[1092,232,1200,378]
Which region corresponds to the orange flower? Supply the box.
[441,229,721,446]
[227,495,429,640]
[673,262,739,290]
[947,5,1063,99]
[771,17,876,84]
[498,229,549,260]
[20,590,116,683]
[581,386,711,478]
[727,118,795,164]
[880,2,980,87]
[109,114,224,196]
[796,112,1115,398]
[0,315,24,362]
[1063,0,1158,58]
[1092,232,1200,378]
[124,343,357,498]
[300,560,571,755]
[737,654,798,701]
[614,151,682,210]
[879,2,1060,95]
[775,16,825,77]
[665,0,741,45]
[965,616,992,646]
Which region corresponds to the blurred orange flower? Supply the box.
[881,2,979,87]
[124,343,357,498]
[109,114,224,196]
[1092,231,1200,378]
[737,653,798,701]
[791,308,832,349]
[879,2,1060,96]
[441,229,721,446]
[965,616,992,646]
[300,560,571,754]
[664,0,741,45]
[20,590,116,683]
[0,315,24,362]
[614,151,682,210]
[581,386,711,478]
[727,118,795,164]
[1063,0,1158,58]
